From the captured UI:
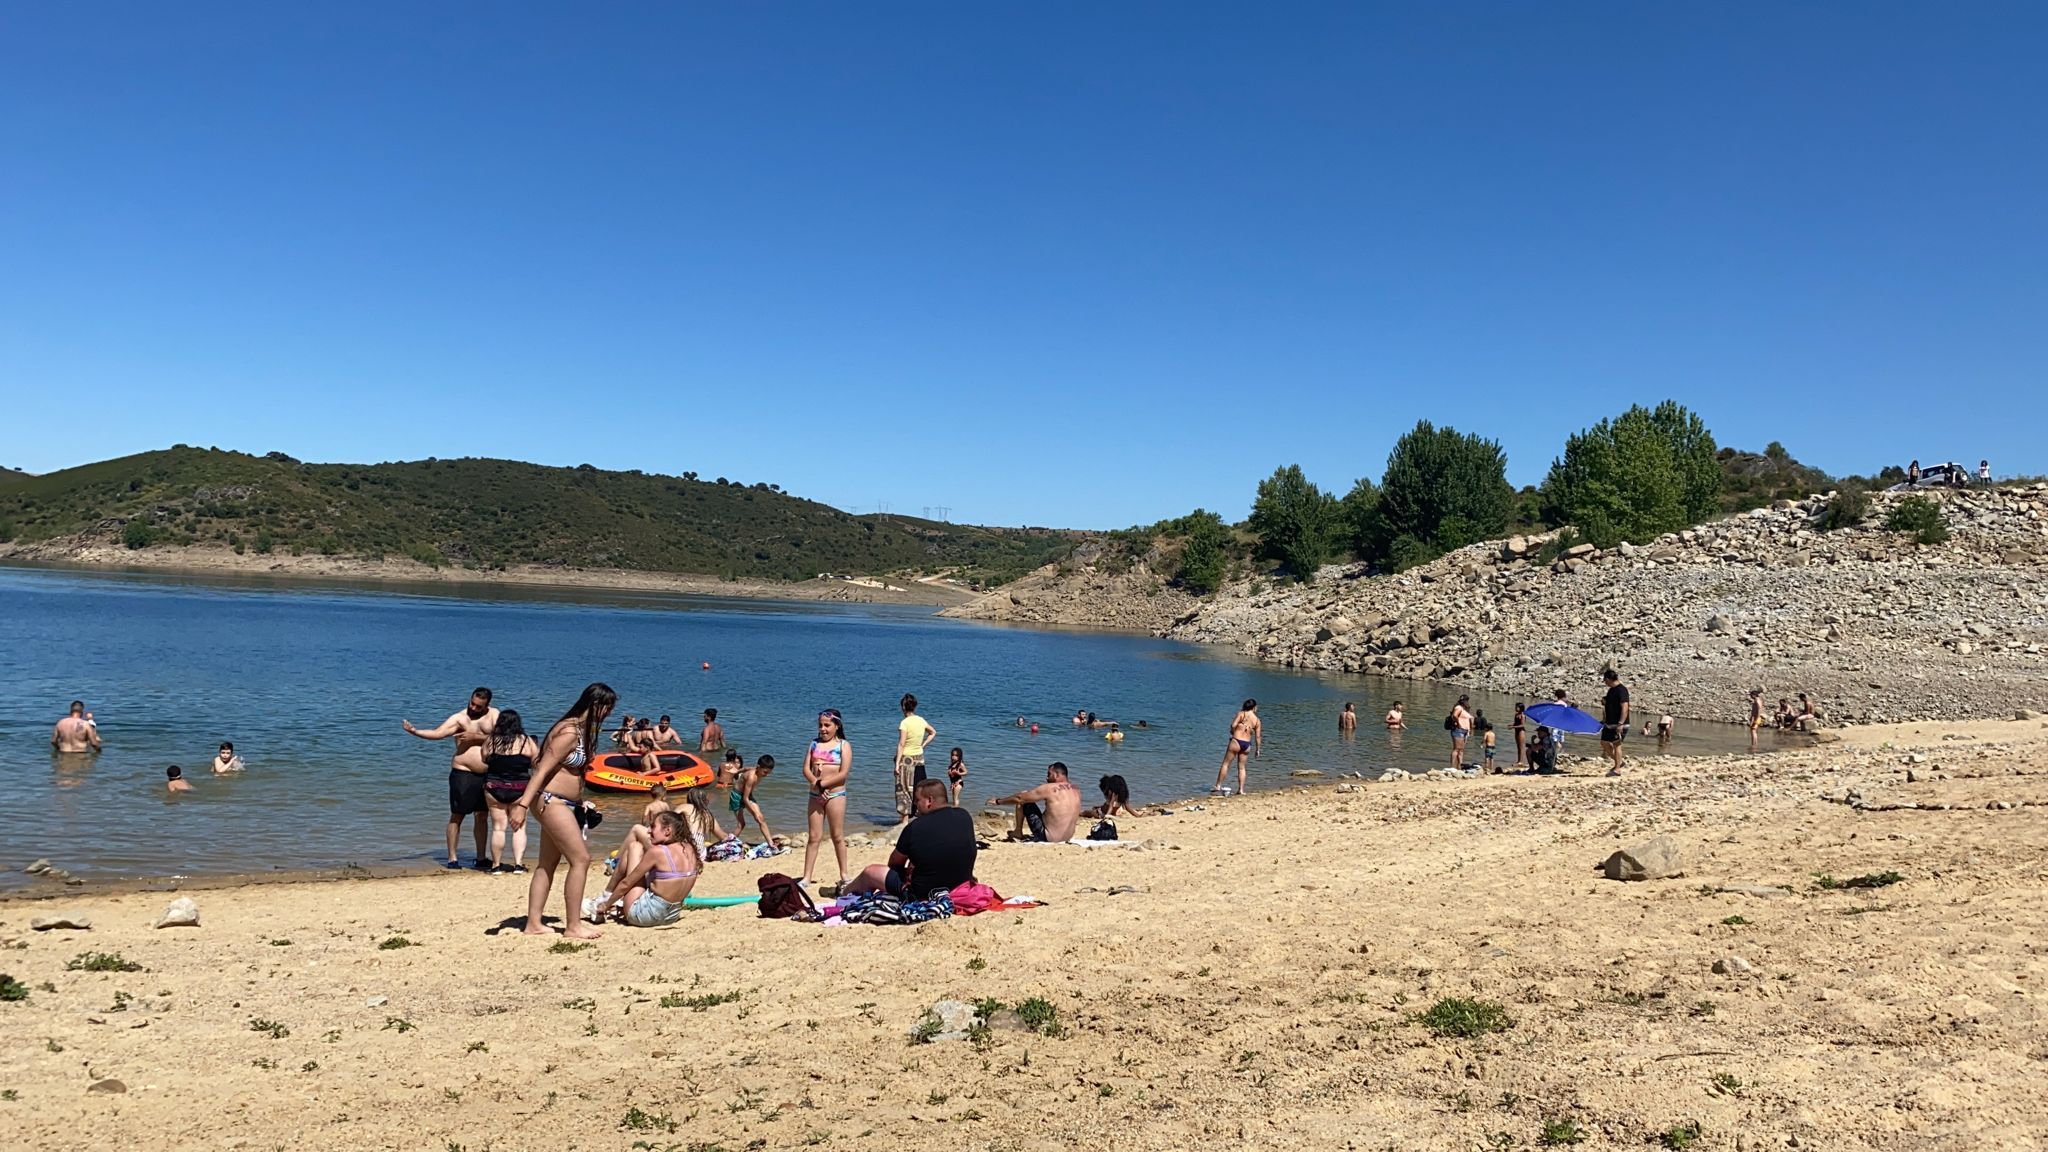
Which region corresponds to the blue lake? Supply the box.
[0,565,1787,886]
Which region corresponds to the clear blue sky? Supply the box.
[4,4,2043,527]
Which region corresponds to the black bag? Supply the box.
[1087,820,1118,842]
[1443,713,1457,731]
[756,872,816,919]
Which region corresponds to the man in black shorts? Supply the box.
[1599,669,1630,777]
[844,779,977,900]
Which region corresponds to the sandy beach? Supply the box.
[0,548,976,608]
[4,718,2045,1151]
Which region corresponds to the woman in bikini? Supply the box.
[516,682,617,939]
[479,709,539,873]
[1510,703,1527,768]
[590,809,706,927]
[801,709,852,891]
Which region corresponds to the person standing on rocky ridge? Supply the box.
[1599,670,1630,777]
[1213,699,1261,795]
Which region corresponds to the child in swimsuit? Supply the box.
[1482,725,1497,772]
[944,747,967,807]
[802,709,852,889]
[591,810,702,927]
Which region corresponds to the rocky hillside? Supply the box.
[1166,486,2048,725]
[940,540,1201,631]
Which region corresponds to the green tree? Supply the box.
[1247,465,1339,581]
[1542,402,1720,547]
[1340,477,1381,559]
[1172,510,1228,594]
[1365,422,1513,569]
[1648,401,1722,523]
[121,519,156,549]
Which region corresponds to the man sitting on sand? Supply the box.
[845,780,977,900]
[166,765,193,793]
[52,700,101,753]
[991,762,1082,843]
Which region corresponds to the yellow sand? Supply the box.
[4,718,2045,1151]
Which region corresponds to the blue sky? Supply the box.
[3,4,2043,527]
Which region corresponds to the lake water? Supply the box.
[0,565,1793,887]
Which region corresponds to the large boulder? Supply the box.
[1600,835,1686,881]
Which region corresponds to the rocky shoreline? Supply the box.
[962,486,2048,724]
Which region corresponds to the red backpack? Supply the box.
[756,872,816,919]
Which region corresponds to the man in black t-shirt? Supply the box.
[845,779,977,901]
[1599,668,1631,777]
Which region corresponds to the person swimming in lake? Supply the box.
[1339,702,1357,734]
[801,709,852,891]
[52,700,102,754]
[211,741,244,774]
[1104,722,1124,743]
[166,765,193,793]
[1385,702,1406,729]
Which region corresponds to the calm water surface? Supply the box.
[0,566,1794,886]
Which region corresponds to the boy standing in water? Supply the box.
[166,765,193,793]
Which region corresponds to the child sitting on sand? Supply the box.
[589,810,705,927]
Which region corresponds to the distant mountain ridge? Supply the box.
[0,446,1075,586]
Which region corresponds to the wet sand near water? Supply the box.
[2,718,2044,1150]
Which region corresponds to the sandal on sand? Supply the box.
[442,860,462,870]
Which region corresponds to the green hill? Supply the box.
[0,466,28,484]
[1717,443,1833,512]
[0,446,1074,586]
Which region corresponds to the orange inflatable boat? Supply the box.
[585,750,715,794]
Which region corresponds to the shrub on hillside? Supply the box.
[1248,465,1340,581]
[1818,482,1870,531]
[1885,495,1948,544]
[121,519,156,549]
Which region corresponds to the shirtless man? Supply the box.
[1450,695,1473,772]
[991,762,1082,844]
[52,701,102,753]
[1339,702,1357,734]
[402,687,498,870]
[1747,688,1766,750]
[1385,701,1406,729]
[650,715,684,751]
[1213,699,1262,795]
[698,708,725,754]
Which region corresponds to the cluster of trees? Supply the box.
[1212,400,1739,586]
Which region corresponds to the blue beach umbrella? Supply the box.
[1523,701,1603,735]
